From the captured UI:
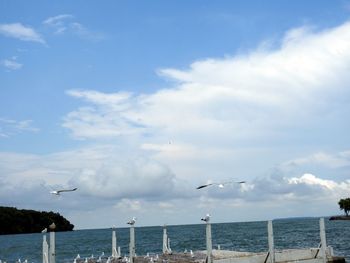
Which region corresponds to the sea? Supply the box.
[0,217,348,263]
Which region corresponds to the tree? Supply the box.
[0,206,74,235]
[338,198,350,216]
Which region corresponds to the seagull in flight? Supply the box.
[50,187,77,195]
[196,180,245,189]
[127,217,137,225]
[201,214,210,222]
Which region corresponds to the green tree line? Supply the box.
[0,206,74,235]
[338,198,350,216]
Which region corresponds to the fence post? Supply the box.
[49,223,56,263]
[128,217,136,263]
[42,234,49,263]
[162,225,172,254]
[112,228,120,258]
[320,218,327,263]
[268,220,275,263]
[202,214,212,263]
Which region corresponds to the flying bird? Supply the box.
[201,214,210,222]
[196,180,245,189]
[50,187,77,195]
[41,228,47,233]
[127,217,137,225]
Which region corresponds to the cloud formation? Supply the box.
[63,22,350,146]
[0,140,349,228]
[1,57,23,71]
[0,118,38,138]
[43,14,104,40]
[0,23,45,44]
[2,21,350,228]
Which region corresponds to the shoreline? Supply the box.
[329,216,350,220]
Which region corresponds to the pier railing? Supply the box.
[40,217,339,263]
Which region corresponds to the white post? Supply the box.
[320,218,327,263]
[268,220,275,263]
[168,238,172,253]
[129,224,135,263]
[202,214,212,263]
[162,225,172,254]
[42,235,49,263]
[206,221,212,263]
[112,229,120,258]
[49,231,55,263]
[163,225,168,254]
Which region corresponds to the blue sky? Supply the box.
[1,1,350,229]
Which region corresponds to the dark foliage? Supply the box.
[338,198,350,216]
[0,206,74,235]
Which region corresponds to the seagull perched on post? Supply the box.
[196,180,245,189]
[50,187,77,195]
[49,222,56,230]
[127,217,137,225]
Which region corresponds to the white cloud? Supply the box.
[114,199,142,211]
[63,21,350,146]
[43,14,74,35]
[61,22,350,206]
[43,14,104,40]
[283,151,350,169]
[0,146,349,228]
[250,173,350,201]
[0,23,45,44]
[4,21,350,228]
[1,58,23,70]
[43,14,74,26]
[0,118,39,137]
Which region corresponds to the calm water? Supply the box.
[0,218,349,263]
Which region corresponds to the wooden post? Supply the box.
[320,218,327,263]
[268,220,275,263]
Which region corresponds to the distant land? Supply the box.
[0,206,74,235]
[275,216,349,221]
[329,216,350,221]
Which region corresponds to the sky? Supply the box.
[1,0,350,230]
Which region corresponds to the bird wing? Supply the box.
[222,180,245,185]
[57,187,78,193]
[196,183,213,189]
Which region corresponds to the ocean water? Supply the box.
[0,218,348,263]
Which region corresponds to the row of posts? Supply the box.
[42,219,171,263]
[42,217,330,263]
[204,217,330,263]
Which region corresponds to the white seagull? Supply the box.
[196,180,245,189]
[50,187,78,195]
[127,217,137,225]
[201,214,210,222]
